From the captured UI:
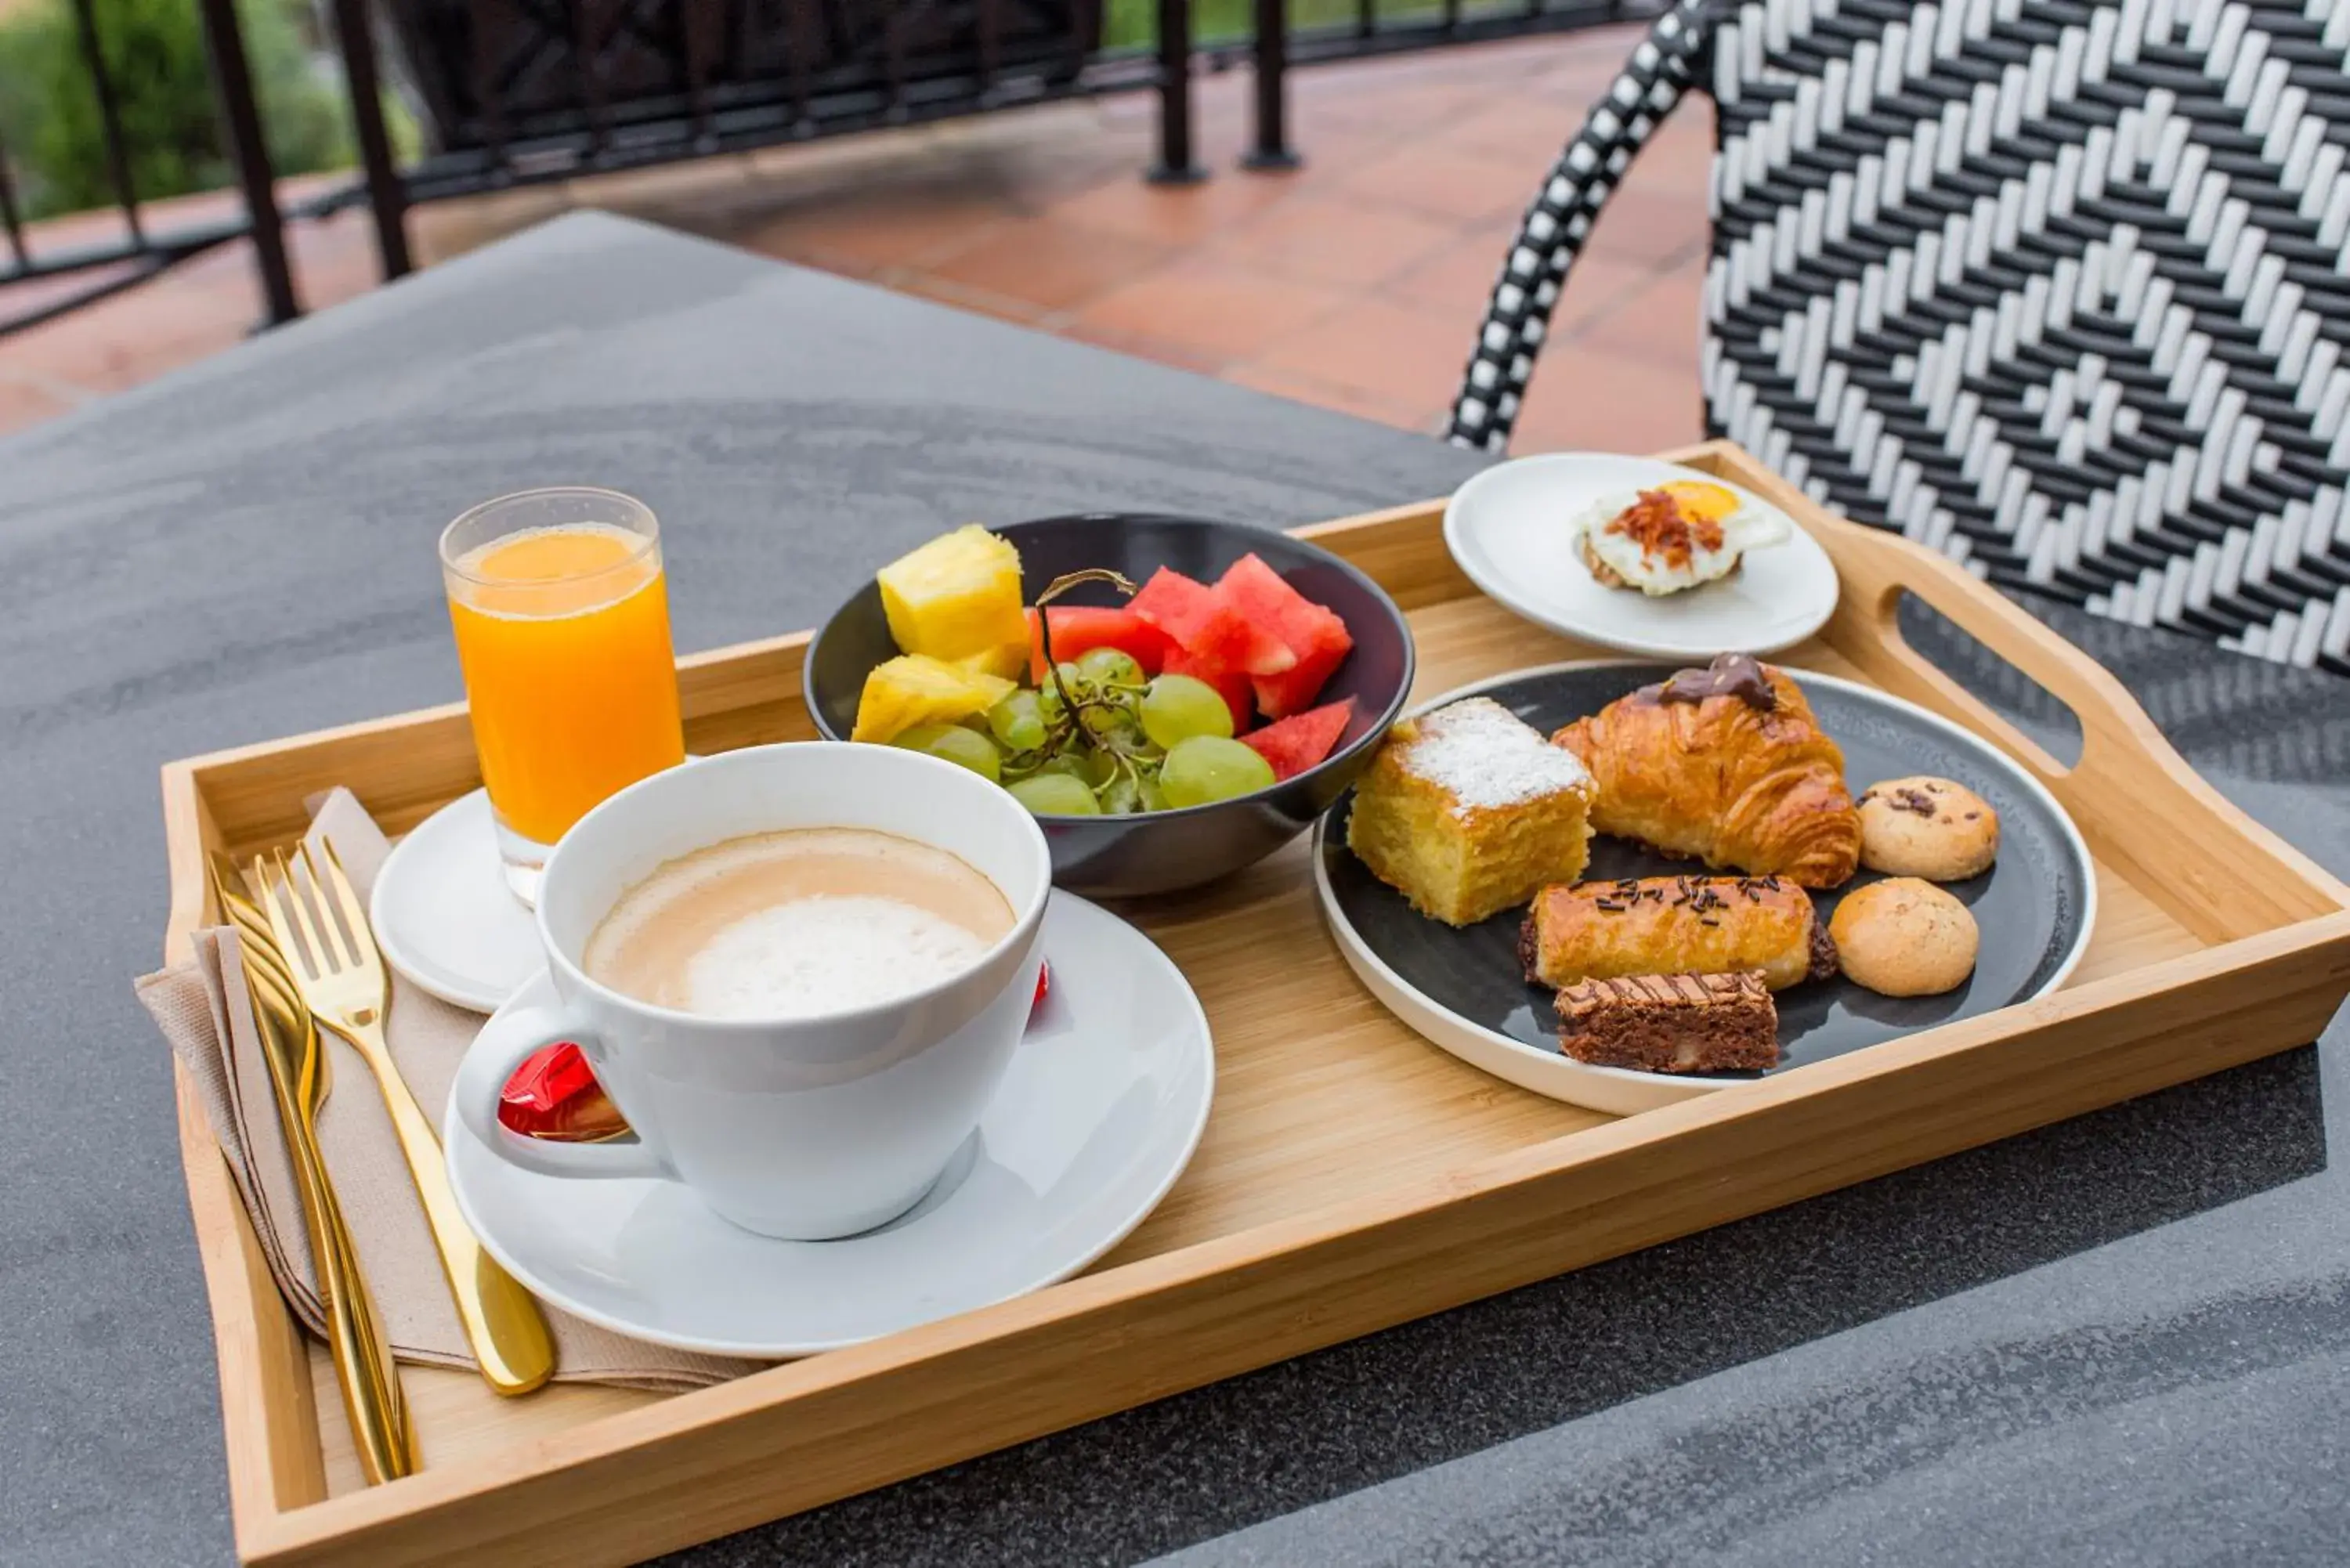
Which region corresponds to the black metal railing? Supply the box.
[2,0,1643,341]
[0,0,316,334]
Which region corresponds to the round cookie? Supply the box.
[1830,878,1979,997]
[1855,775,1999,880]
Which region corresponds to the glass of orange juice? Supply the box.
[440,487,685,903]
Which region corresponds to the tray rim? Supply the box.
[154,440,2350,1566]
[1311,656,2101,1114]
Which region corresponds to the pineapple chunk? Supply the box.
[851,655,1015,744]
[877,525,1028,665]
[955,640,1031,682]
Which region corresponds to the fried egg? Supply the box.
[1575,480,1791,596]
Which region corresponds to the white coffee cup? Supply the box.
[452,742,1052,1240]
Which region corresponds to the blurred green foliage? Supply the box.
[0,0,352,217]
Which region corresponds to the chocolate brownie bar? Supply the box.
[1553,970,1779,1074]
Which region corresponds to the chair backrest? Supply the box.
[1705,0,2350,672]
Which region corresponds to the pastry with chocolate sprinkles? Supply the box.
[1520,875,1833,992]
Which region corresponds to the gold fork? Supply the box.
[210,857,416,1482]
[258,843,556,1396]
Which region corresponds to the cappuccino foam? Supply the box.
[583,828,1013,1019]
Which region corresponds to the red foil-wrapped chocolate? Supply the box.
[497,1042,624,1142]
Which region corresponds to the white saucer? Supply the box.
[443,893,1215,1358]
[1444,451,1841,660]
[369,788,542,1013]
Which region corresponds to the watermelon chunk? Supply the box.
[1242,699,1355,782]
[1130,568,1296,677]
[1163,645,1256,736]
[1023,606,1170,682]
[1214,554,1356,719]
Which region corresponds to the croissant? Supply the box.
[1520,876,1834,992]
[1551,655,1861,888]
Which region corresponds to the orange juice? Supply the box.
[446,522,685,847]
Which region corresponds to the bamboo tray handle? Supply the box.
[1714,450,2186,793]
[1708,450,2350,931]
[1814,511,2142,791]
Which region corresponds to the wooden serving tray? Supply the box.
[160,442,2350,1566]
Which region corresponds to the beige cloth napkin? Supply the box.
[137,788,759,1389]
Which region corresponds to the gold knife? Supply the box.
[210,857,418,1483]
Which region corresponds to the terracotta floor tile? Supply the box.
[566,153,757,218]
[1629,106,1720,201]
[1582,180,1711,266]
[1383,242,1660,345]
[743,244,886,284]
[1305,78,1501,138]
[1434,100,1585,164]
[1042,168,1300,247]
[1554,258,1691,342]
[923,219,1177,313]
[1253,295,1477,411]
[1339,142,1553,226]
[1383,240,1507,324]
[895,274,1052,326]
[1510,343,1705,455]
[1,262,146,327]
[896,135,1138,217]
[1058,318,1228,378]
[1577,256,1708,363]
[13,204,138,255]
[0,376,82,436]
[1097,95,1337,178]
[744,123,938,184]
[982,146,1148,211]
[1206,193,1459,290]
[1219,359,1441,435]
[1538,43,1643,98]
[4,276,251,392]
[1072,256,1350,366]
[737,190,1019,271]
[1246,117,1412,179]
[741,121,1131,222]
[410,186,572,266]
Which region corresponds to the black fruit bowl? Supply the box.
[804,513,1415,898]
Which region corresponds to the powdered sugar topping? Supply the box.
[1395,696,1591,810]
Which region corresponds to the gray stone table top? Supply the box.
[4,211,2345,1567]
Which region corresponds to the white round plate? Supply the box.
[444,893,1214,1358]
[369,788,541,1014]
[1444,452,1841,659]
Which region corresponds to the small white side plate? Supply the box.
[1444,451,1841,660]
[369,788,541,1014]
[444,893,1215,1358]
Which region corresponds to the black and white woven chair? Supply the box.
[1453,0,2350,674]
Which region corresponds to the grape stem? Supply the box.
[1025,569,1159,805]
[1032,568,1141,721]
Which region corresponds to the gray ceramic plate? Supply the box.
[1312,661,2097,1115]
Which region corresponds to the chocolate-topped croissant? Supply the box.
[1551,655,1860,889]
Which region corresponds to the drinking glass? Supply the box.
[440,487,685,904]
